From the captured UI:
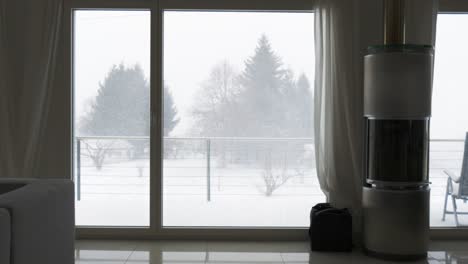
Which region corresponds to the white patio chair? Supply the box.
[442,132,468,226]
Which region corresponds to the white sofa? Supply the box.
[0,179,74,264]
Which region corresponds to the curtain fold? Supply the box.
[0,0,15,176]
[0,0,64,178]
[314,0,365,242]
[18,0,64,177]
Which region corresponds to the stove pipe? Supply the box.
[384,0,405,44]
[362,0,433,261]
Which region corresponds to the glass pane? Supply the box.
[367,119,429,183]
[73,10,151,226]
[163,11,321,227]
[431,14,468,227]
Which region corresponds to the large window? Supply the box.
[69,0,468,238]
[73,10,151,226]
[71,0,318,235]
[431,14,468,227]
[162,11,319,227]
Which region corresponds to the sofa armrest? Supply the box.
[0,179,75,264]
[0,208,10,264]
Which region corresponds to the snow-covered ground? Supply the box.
[75,140,468,228]
[76,157,324,227]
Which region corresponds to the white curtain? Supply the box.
[0,0,64,178]
[314,0,367,241]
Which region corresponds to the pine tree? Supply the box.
[191,35,313,139]
[80,64,180,159]
[295,73,314,137]
[164,85,179,137]
[282,73,313,137]
[81,64,180,137]
[238,34,287,137]
[80,64,150,137]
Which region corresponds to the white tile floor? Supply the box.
[75,240,468,264]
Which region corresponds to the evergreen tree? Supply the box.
[295,73,314,137]
[81,64,179,137]
[80,64,180,158]
[190,35,314,172]
[80,64,150,137]
[164,85,179,136]
[282,73,314,137]
[191,35,314,138]
[237,34,288,137]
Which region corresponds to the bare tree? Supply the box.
[191,60,241,137]
[258,152,298,196]
[81,140,115,170]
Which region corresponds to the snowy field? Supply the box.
[75,157,324,227]
[75,140,467,228]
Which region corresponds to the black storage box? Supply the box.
[309,203,352,252]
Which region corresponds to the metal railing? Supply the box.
[74,136,316,201]
[74,137,466,201]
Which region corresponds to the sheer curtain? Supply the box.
[314,0,376,242]
[0,0,64,178]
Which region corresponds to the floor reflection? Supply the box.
[74,240,468,264]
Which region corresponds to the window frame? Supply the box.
[439,0,468,13]
[66,0,468,240]
[67,0,316,240]
[431,0,468,240]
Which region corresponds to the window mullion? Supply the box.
[150,0,164,233]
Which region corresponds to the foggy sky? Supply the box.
[74,11,468,140]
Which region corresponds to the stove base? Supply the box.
[362,186,430,260]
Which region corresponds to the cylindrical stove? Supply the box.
[362,44,433,260]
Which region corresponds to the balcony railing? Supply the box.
[74,136,317,201]
[74,136,465,201]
